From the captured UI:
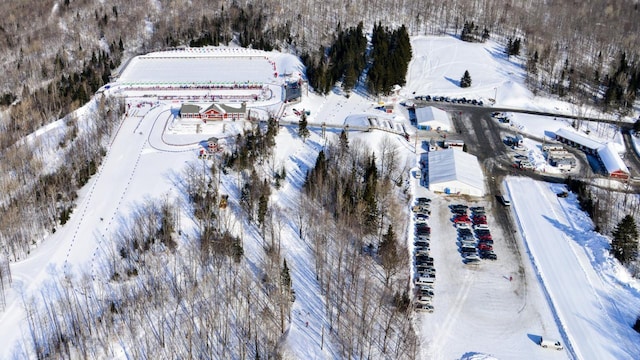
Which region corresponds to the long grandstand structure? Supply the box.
[105,46,302,126]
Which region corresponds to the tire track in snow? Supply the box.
[62,114,130,276]
[428,269,475,359]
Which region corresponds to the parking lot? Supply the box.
[410,177,521,320]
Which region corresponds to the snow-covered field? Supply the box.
[1,35,640,359]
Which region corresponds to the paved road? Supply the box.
[415,100,630,129]
[622,131,640,177]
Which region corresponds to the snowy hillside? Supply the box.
[0,36,639,360]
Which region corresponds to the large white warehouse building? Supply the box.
[428,149,485,197]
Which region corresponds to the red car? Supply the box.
[473,218,488,225]
[478,243,493,251]
[453,215,471,223]
[478,234,493,241]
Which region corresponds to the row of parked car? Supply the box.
[414,95,484,106]
[413,197,435,313]
[451,204,498,264]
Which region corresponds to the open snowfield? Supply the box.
[1,35,640,359]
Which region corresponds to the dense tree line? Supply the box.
[185,3,292,51]
[302,22,410,96]
[602,52,639,112]
[327,22,368,92]
[0,1,639,142]
[367,23,412,95]
[301,23,367,95]
[1,1,639,117]
[460,20,490,43]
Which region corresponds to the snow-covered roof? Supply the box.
[203,103,246,114]
[180,104,201,114]
[428,148,484,194]
[555,128,603,150]
[597,142,629,175]
[416,106,451,131]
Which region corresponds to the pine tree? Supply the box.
[611,215,639,264]
[482,27,490,42]
[339,130,349,154]
[281,258,295,303]
[460,70,472,88]
[362,154,379,229]
[281,259,291,288]
[507,38,522,57]
[379,224,399,285]
[460,21,470,41]
[298,112,310,142]
[257,194,268,228]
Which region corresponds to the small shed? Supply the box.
[207,136,218,149]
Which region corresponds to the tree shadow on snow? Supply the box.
[444,76,460,87]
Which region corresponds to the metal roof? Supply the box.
[555,128,603,151]
[428,149,485,195]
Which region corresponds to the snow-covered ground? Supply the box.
[1,35,640,359]
[506,177,640,360]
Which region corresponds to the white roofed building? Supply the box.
[428,148,485,196]
[416,106,452,131]
[597,143,629,179]
[555,128,629,179]
[555,128,602,154]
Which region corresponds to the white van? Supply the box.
[539,337,563,350]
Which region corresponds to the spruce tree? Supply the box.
[257,194,268,228]
[339,130,349,154]
[379,224,399,285]
[482,27,490,42]
[611,215,639,264]
[460,70,472,88]
[362,154,379,230]
[281,259,291,288]
[298,112,310,142]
